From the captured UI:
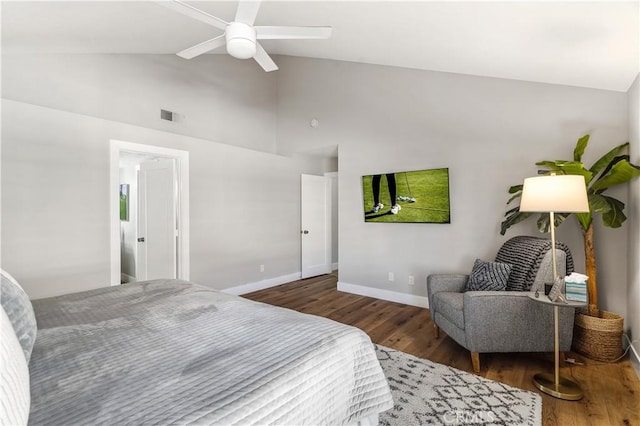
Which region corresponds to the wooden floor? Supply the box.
[245,273,640,426]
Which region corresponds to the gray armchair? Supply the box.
[427,236,576,372]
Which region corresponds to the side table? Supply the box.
[527,293,586,400]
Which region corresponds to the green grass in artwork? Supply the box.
[120,194,128,221]
[120,185,129,221]
[362,168,450,223]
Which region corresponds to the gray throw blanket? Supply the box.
[495,236,575,291]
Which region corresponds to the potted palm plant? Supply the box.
[501,134,640,361]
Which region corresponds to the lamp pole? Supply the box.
[547,209,560,388]
[521,173,588,401]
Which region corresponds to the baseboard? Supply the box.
[624,334,640,379]
[222,272,302,296]
[337,281,429,308]
[332,262,339,271]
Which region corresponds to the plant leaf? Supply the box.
[535,161,563,172]
[536,212,570,234]
[535,160,593,182]
[500,135,640,249]
[600,196,626,228]
[589,142,629,176]
[507,192,522,204]
[504,206,520,215]
[590,159,640,192]
[556,162,593,183]
[555,213,570,228]
[500,210,532,235]
[536,214,550,233]
[588,193,611,214]
[508,185,523,194]
[573,134,590,161]
[574,195,601,234]
[598,155,627,179]
[574,212,592,231]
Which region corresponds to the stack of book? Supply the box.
[565,281,587,302]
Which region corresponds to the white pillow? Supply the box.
[1,307,30,425]
[0,269,37,362]
[0,269,26,293]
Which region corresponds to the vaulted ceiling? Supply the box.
[2,1,638,92]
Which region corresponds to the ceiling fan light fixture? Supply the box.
[226,22,257,59]
[165,0,332,71]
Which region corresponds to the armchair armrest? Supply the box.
[427,274,468,317]
[427,274,468,295]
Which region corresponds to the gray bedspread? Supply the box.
[28,280,393,425]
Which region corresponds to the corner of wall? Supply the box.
[627,72,640,379]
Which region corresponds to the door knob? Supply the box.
[301,230,309,234]
[137,237,145,242]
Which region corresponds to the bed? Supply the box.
[1,273,393,425]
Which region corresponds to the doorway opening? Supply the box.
[109,140,190,286]
[295,146,339,279]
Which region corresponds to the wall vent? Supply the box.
[160,109,174,121]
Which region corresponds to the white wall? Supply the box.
[1,53,338,298]
[1,51,633,317]
[1,53,333,298]
[2,54,277,154]
[1,99,330,298]
[628,73,640,376]
[276,56,629,315]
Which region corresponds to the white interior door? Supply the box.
[301,174,331,279]
[136,159,177,281]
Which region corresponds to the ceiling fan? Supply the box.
[158,0,332,72]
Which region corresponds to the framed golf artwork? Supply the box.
[362,168,450,223]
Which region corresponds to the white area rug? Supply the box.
[375,345,542,426]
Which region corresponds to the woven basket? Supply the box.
[572,309,624,362]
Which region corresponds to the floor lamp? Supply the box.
[519,173,589,400]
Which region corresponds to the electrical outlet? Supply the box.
[408,275,415,286]
[260,264,265,272]
[388,272,395,282]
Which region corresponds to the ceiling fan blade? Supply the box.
[177,35,226,59]
[235,0,262,25]
[253,43,278,72]
[256,26,332,40]
[156,0,228,31]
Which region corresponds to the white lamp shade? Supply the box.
[519,175,590,213]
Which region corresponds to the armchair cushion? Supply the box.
[465,259,511,292]
[463,291,574,353]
